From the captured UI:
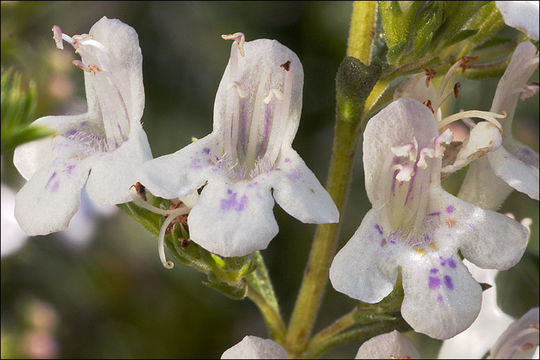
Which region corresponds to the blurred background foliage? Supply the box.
[0,1,538,358]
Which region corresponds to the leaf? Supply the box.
[444,29,479,47]
[245,251,280,316]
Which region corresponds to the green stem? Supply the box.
[302,317,411,358]
[347,1,377,65]
[285,4,379,354]
[246,284,287,344]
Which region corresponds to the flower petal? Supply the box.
[330,209,399,303]
[354,330,420,359]
[13,114,94,180]
[269,146,338,224]
[137,134,217,199]
[438,261,514,359]
[14,157,91,236]
[188,175,278,257]
[430,186,528,270]
[85,127,152,205]
[87,16,145,126]
[489,307,539,359]
[221,336,287,359]
[457,157,513,210]
[488,144,539,201]
[400,250,482,339]
[1,184,27,257]
[496,2,539,41]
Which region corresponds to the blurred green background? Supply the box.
[1,1,538,358]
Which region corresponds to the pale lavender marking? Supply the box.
[238,99,248,154]
[190,158,201,169]
[447,258,456,269]
[375,224,383,235]
[66,165,76,174]
[390,240,396,244]
[81,121,87,126]
[247,181,259,188]
[444,275,453,290]
[287,169,302,181]
[430,268,439,274]
[517,147,539,167]
[284,158,291,163]
[221,191,248,212]
[227,189,233,194]
[202,147,210,154]
[424,234,430,242]
[67,129,77,135]
[404,164,417,205]
[428,276,441,289]
[51,181,60,192]
[446,205,455,213]
[437,294,443,303]
[428,211,441,217]
[45,171,57,189]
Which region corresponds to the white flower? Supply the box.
[221,336,288,359]
[459,41,539,209]
[489,307,539,359]
[1,184,27,257]
[329,98,529,339]
[13,17,152,236]
[138,33,338,258]
[355,330,420,359]
[496,1,539,41]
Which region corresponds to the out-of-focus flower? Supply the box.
[138,33,338,258]
[221,336,288,359]
[459,41,539,210]
[355,330,420,359]
[489,307,539,359]
[496,1,539,40]
[1,184,27,258]
[330,98,528,339]
[13,17,152,236]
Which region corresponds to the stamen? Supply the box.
[157,208,188,270]
[263,88,284,104]
[520,82,539,101]
[417,148,435,169]
[421,66,436,87]
[432,82,460,113]
[72,60,102,75]
[453,82,461,99]
[221,32,245,56]
[52,25,63,49]
[423,99,434,113]
[393,164,415,182]
[130,190,189,216]
[438,110,506,133]
[459,56,479,72]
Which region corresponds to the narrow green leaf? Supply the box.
[444,29,479,47]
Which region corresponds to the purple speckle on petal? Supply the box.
[430,268,439,274]
[287,169,302,181]
[51,181,60,192]
[446,205,455,213]
[444,275,453,290]
[45,171,57,189]
[428,276,441,289]
[284,158,291,163]
[221,191,248,212]
[67,129,77,135]
[428,211,441,217]
[190,158,201,169]
[81,121,87,126]
[66,165,76,174]
[380,238,387,247]
[375,224,383,235]
[448,258,456,268]
[202,147,210,154]
[437,294,443,303]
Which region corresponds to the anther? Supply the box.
[280,60,291,71]
[453,82,461,98]
[423,99,434,113]
[263,89,284,104]
[459,56,479,72]
[129,182,147,201]
[421,66,436,87]
[221,32,245,56]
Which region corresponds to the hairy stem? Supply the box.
[247,283,287,344]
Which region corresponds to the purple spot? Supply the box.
[284,158,291,163]
[437,294,443,303]
[81,121,87,126]
[66,165,76,174]
[45,171,57,189]
[287,169,302,181]
[430,268,439,274]
[202,147,210,155]
[380,238,387,247]
[247,181,259,188]
[448,258,456,269]
[67,129,77,135]
[375,224,383,235]
[51,181,60,192]
[428,211,441,217]
[444,275,453,290]
[424,234,431,242]
[221,191,248,212]
[428,276,441,289]
[389,240,396,244]
[446,205,455,213]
